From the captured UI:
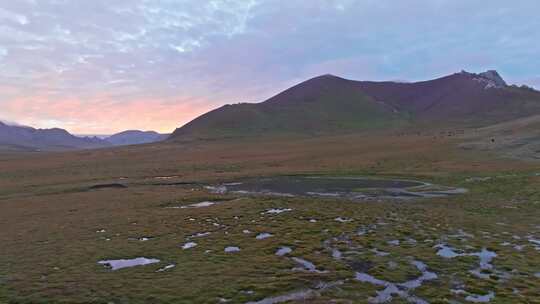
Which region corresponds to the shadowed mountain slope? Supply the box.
[357,70,540,126]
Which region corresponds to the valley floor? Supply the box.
[0,133,539,303]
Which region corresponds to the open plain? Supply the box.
[1,132,539,303]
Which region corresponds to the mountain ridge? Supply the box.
[0,121,110,151]
[170,70,540,140]
[0,122,168,151]
[105,130,169,146]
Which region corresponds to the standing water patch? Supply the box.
[210,176,466,200]
[98,257,160,270]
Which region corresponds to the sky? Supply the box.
[0,0,539,134]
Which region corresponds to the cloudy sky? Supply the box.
[0,0,539,134]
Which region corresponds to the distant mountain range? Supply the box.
[0,121,168,151]
[4,69,539,151]
[104,130,169,146]
[170,70,540,140]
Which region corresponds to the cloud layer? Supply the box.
[0,0,539,133]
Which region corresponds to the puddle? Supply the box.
[211,176,465,200]
[435,244,503,280]
[225,246,241,253]
[182,242,197,250]
[276,247,293,256]
[306,192,340,197]
[263,208,292,214]
[335,217,353,223]
[473,249,497,269]
[166,201,220,209]
[127,236,152,242]
[355,260,437,304]
[189,232,211,238]
[205,185,227,194]
[331,248,342,260]
[465,291,495,303]
[357,224,378,236]
[246,281,342,304]
[292,257,327,273]
[256,233,273,240]
[528,238,540,250]
[466,177,492,182]
[153,176,181,180]
[513,244,525,251]
[436,244,496,265]
[435,244,464,258]
[370,248,390,257]
[157,264,175,272]
[98,257,160,270]
[448,229,475,239]
[404,238,417,245]
[387,240,400,246]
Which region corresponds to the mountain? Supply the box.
[171,74,408,139]
[0,121,110,151]
[0,120,169,151]
[104,130,168,146]
[355,70,539,126]
[170,70,540,140]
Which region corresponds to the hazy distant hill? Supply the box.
[0,122,167,151]
[170,70,540,140]
[105,130,168,146]
[0,121,109,151]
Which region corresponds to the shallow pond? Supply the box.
[225,246,241,253]
[212,176,465,200]
[275,247,292,256]
[182,242,197,250]
[355,259,437,304]
[256,233,273,240]
[98,257,160,270]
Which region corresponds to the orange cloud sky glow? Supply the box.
[2,94,216,135]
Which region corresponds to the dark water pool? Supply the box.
[211,176,466,200]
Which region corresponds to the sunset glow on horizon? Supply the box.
[1,1,539,134]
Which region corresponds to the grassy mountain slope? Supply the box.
[172,75,408,140]
[358,71,540,126]
[170,71,540,141]
[460,114,540,160]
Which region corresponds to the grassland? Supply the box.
[0,132,539,303]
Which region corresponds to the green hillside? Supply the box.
[171,75,408,140]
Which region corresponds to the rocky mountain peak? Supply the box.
[471,70,507,89]
[478,70,507,87]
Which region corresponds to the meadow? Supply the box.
[1,133,539,303]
